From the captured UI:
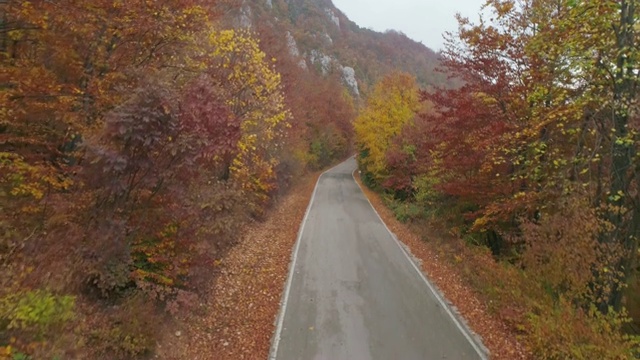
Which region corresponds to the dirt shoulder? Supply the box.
[353,173,529,360]
[156,171,321,360]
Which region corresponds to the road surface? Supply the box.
[270,157,486,360]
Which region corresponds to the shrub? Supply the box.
[527,303,640,359]
[413,173,441,208]
[0,290,75,335]
[86,260,134,300]
[383,195,423,223]
[88,295,158,359]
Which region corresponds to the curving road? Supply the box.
[270,157,487,360]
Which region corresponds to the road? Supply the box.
[270,157,486,360]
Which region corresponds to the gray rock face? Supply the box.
[239,4,252,28]
[341,66,360,96]
[322,32,333,46]
[285,32,308,70]
[309,50,334,76]
[307,51,359,95]
[286,31,300,57]
[324,8,340,27]
[265,3,359,95]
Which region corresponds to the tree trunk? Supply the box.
[601,0,638,313]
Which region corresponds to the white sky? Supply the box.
[331,0,486,51]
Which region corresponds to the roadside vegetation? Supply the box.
[355,1,640,358]
[0,1,355,358]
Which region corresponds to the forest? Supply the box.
[2,0,640,358]
[355,0,640,358]
[0,0,358,357]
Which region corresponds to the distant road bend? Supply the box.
[270,157,487,360]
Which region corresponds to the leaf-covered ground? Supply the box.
[156,172,320,359]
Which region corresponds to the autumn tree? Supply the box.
[354,0,640,356]
[522,0,640,312]
[0,1,295,357]
[203,28,291,214]
[292,72,355,169]
[449,0,640,311]
[355,72,420,187]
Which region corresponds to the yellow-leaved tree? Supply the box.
[354,72,419,186]
[204,29,291,214]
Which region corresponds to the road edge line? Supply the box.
[268,158,350,360]
[351,169,490,360]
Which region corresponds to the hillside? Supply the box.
[225,0,447,96]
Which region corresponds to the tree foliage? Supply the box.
[354,72,419,186]
[355,0,640,356]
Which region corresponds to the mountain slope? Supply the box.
[228,0,448,96]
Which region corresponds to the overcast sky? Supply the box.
[331,0,485,51]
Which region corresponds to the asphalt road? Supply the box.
[270,157,486,360]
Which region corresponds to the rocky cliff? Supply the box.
[225,0,447,97]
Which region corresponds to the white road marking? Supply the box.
[269,160,347,360]
[350,169,489,360]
